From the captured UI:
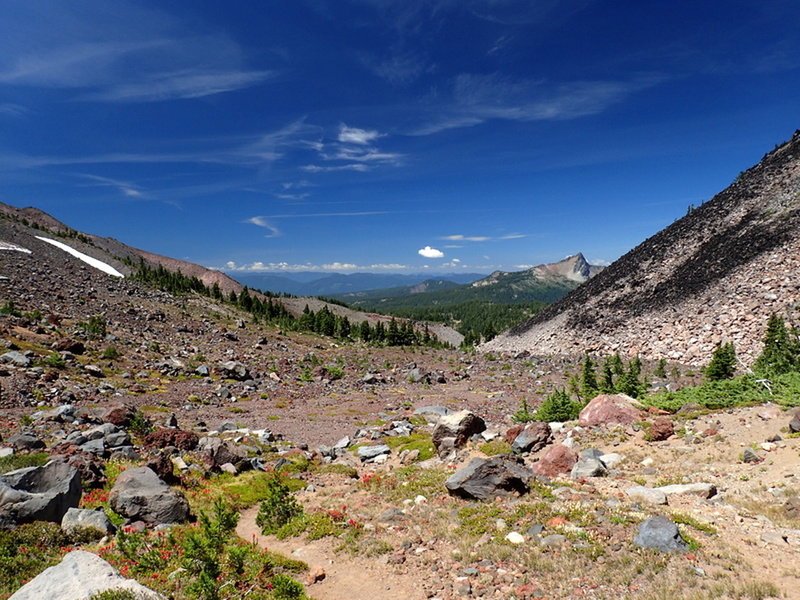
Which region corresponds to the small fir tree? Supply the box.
[580,355,599,399]
[753,314,800,376]
[703,342,737,381]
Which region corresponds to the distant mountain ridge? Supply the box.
[334,253,604,309]
[230,271,485,297]
[485,130,800,365]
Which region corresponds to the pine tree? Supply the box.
[580,355,599,400]
[703,342,737,381]
[753,314,800,376]
[599,359,615,393]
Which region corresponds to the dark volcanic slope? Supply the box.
[485,130,800,365]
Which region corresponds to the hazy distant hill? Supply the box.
[229,271,484,296]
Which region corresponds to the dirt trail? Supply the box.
[236,507,427,600]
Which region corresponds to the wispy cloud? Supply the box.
[224,260,409,272]
[301,163,370,173]
[412,73,660,135]
[264,211,391,218]
[338,124,382,145]
[0,103,28,118]
[75,173,144,198]
[441,233,527,242]
[0,1,272,102]
[418,246,445,258]
[245,216,281,238]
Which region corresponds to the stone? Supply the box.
[48,450,106,488]
[109,467,190,525]
[742,448,761,463]
[571,458,607,479]
[578,394,641,428]
[633,516,689,553]
[505,531,525,544]
[646,417,674,441]
[197,437,247,468]
[445,456,533,501]
[432,410,486,454]
[144,428,199,451]
[83,364,105,378]
[625,486,668,505]
[511,422,552,454]
[406,367,430,383]
[540,534,567,548]
[413,405,451,422]
[217,360,250,381]
[789,414,800,434]
[0,461,81,526]
[656,483,717,499]
[102,404,135,427]
[54,339,85,355]
[760,531,788,546]
[80,439,105,456]
[7,433,44,450]
[32,404,75,423]
[145,452,178,484]
[358,444,390,461]
[61,507,115,537]
[8,549,164,600]
[0,351,31,367]
[533,444,578,477]
[599,453,625,469]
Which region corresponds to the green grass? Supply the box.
[383,433,435,461]
[0,452,49,474]
[479,439,513,456]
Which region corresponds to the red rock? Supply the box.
[646,416,674,441]
[504,425,524,444]
[144,428,199,451]
[578,394,642,427]
[533,444,577,477]
[102,404,135,427]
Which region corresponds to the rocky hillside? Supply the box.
[485,131,800,365]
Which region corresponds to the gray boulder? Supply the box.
[7,433,44,451]
[198,437,247,469]
[8,549,164,600]
[0,461,81,526]
[358,444,390,462]
[413,405,451,423]
[625,486,668,505]
[633,515,689,553]
[0,351,31,367]
[445,456,533,501]
[571,458,608,479]
[218,360,250,381]
[109,467,189,525]
[432,410,486,454]
[511,422,552,454]
[61,507,115,537]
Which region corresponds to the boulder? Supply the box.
[432,410,486,454]
[54,339,85,355]
[533,444,577,477]
[49,449,106,488]
[656,483,717,499]
[358,445,390,462]
[217,360,250,381]
[511,422,552,454]
[108,467,189,525]
[413,405,451,423]
[144,428,199,451]
[578,394,641,428]
[145,452,178,484]
[571,458,607,479]
[633,516,689,553]
[625,486,668,505]
[0,461,81,526]
[406,367,430,383]
[646,417,674,441]
[7,433,45,451]
[102,404,135,427]
[197,437,247,469]
[0,351,31,367]
[8,549,163,600]
[32,405,75,423]
[445,456,533,501]
[61,507,115,538]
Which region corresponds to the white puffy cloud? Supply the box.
[418,246,444,258]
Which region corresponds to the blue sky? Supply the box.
[1,0,799,274]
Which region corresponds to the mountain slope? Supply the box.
[485,130,800,365]
[337,253,603,309]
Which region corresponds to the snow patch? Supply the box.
[35,236,124,278]
[0,241,32,254]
